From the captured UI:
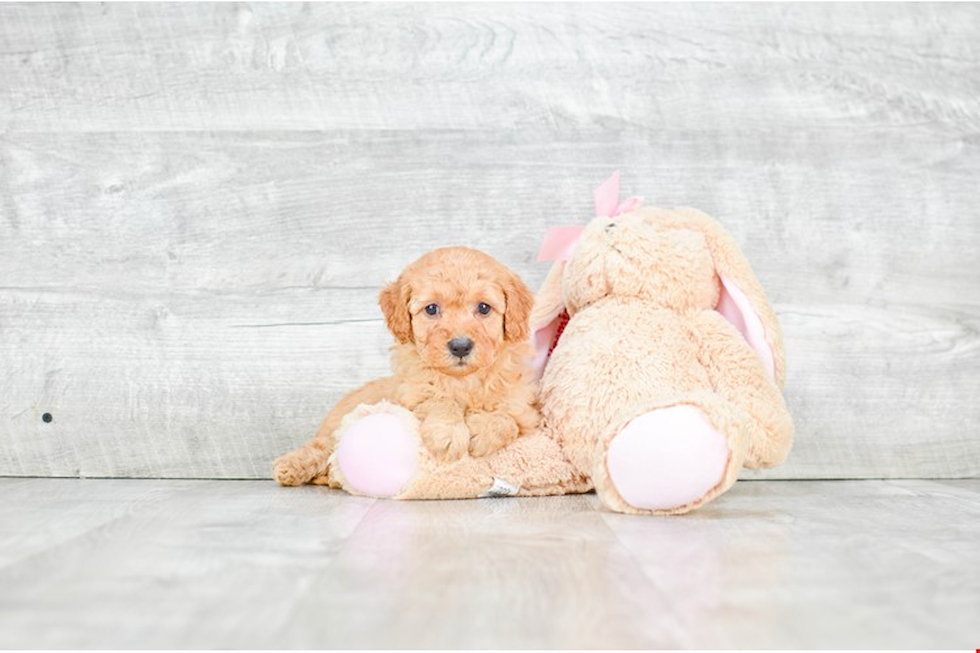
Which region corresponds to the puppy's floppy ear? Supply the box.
[378,277,413,343]
[502,271,534,343]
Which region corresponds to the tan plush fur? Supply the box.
[537,206,794,514]
[273,247,539,486]
[325,401,591,500]
[309,206,793,515]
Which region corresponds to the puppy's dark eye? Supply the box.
[477,302,492,315]
[424,303,440,316]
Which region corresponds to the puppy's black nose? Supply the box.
[448,337,474,358]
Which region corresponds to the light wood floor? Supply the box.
[0,478,976,649]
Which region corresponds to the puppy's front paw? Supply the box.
[421,419,471,462]
[466,412,519,458]
[273,452,317,487]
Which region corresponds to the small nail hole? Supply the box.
[42,413,53,423]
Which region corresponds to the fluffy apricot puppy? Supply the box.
[273,247,539,487]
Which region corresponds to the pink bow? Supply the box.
[536,171,644,262]
[593,170,644,219]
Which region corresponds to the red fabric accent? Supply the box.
[547,311,570,358]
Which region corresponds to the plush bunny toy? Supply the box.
[317,174,794,514]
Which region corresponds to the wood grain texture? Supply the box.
[0,479,378,648]
[0,479,977,648]
[1,3,979,479]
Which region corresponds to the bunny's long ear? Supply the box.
[675,207,786,387]
[529,261,568,380]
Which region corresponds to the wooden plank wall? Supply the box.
[1,3,978,480]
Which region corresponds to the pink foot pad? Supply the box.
[335,412,418,498]
[606,405,729,511]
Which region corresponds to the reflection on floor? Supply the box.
[0,478,976,648]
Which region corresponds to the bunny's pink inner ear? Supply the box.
[717,274,776,381]
[530,310,569,381]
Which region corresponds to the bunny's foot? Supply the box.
[603,405,732,514]
[331,402,421,498]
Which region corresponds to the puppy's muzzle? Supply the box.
[447,337,474,359]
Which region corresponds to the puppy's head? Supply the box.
[379,247,533,377]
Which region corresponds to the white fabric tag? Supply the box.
[480,477,521,498]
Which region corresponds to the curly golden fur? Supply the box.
[274,247,539,486]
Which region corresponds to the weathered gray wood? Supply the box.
[1,4,978,133]
[0,479,977,648]
[280,493,690,649]
[0,479,379,648]
[600,479,980,649]
[1,4,979,479]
